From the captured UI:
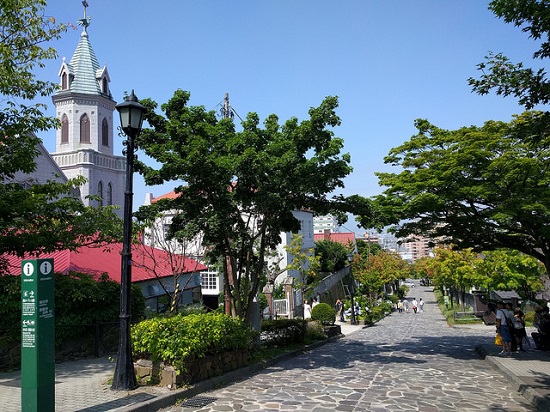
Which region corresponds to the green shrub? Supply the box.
[370,306,386,322]
[380,301,394,314]
[386,294,399,304]
[305,321,327,343]
[311,303,335,325]
[524,310,535,326]
[261,319,306,347]
[132,313,256,374]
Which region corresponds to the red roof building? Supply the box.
[2,243,207,313]
[2,243,205,282]
[314,231,356,248]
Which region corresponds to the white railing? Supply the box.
[273,299,288,317]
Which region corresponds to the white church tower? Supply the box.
[51,4,125,218]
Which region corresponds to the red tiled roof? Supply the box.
[314,232,356,246]
[151,183,239,204]
[2,243,206,283]
[151,191,180,203]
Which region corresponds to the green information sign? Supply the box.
[21,259,55,412]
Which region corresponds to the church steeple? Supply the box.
[51,2,125,218]
[56,1,111,98]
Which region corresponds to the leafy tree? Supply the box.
[356,239,382,258]
[368,112,550,277]
[427,247,544,304]
[0,0,123,260]
[469,0,550,109]
[134,90,354,323]
[475,249,545,299]
[284,233,320,317]
[285,234,319,288]
[352,249,408,306]
[0,0,64,156]
[427,248,479,309]
[314,239,350,273]
[411,257,434,283]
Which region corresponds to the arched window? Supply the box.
[107,183,113,206]
[98,181,103,207]
[102,78,108,94]
[102,118,109,146]
[61,114,69,144]
[80,114,90,144]
[62,73,68,90]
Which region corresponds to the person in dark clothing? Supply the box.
[512,308,527,352]
[532,313,550,350]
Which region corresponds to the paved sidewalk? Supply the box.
[1,293,549,411]
[476,341,550,411]
[0,325,363,412]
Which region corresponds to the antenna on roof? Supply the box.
[218,93,243,121]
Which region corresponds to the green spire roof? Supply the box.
[67,27,102,95]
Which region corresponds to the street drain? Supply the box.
[179,396,217,408]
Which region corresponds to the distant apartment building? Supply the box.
[399,236,433,263]
[313,214,338,234]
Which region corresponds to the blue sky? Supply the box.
[38,1,540,232]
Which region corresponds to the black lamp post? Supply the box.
[347,253,357,325]
[111,90,146,391]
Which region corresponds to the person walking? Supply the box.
[304,300,312,320]
[397,300,404,314]
[495,301,513,355]
[412,298,418,314]
[419,298,424,312]
[335,299,345,322]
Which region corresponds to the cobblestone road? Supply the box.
[160,283,535,411]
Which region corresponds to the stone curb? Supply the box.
[475,344,550,412]
[123,333,346,412]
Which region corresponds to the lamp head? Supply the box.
[116,89,146,137]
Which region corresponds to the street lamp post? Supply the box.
[347,253,357,325]
[111,90,146,391]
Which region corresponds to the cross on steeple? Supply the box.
[78,1,91,31]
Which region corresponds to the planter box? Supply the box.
[323,324,341,338]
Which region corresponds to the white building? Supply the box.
[143,192,315,302]
[274,210,315,285]
[313,214,338,234]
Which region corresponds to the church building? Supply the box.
[14,8,126,218]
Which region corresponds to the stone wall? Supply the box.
[135,350,250,389]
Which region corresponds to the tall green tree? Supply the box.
[469,0,550,109]
[476,249,545,299]
[368,111,550,277]
[0,0,123,260]
[352,249,407,306]
[314,239,351,273]
[427,248,480,309]
[134,90,354,323]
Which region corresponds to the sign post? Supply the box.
[21,259,55,412]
